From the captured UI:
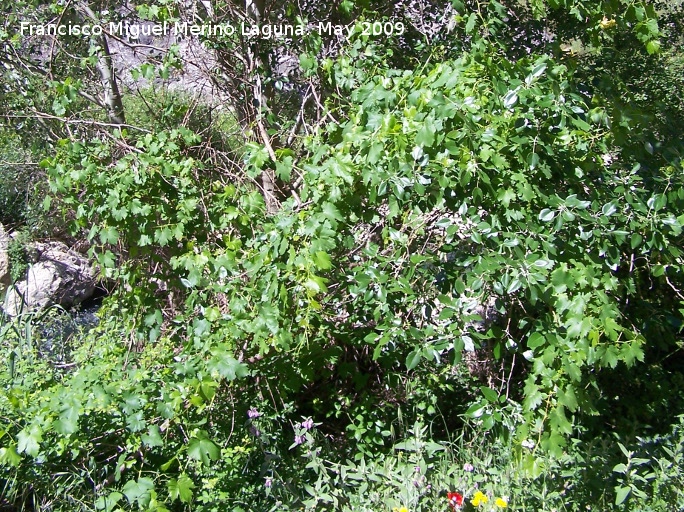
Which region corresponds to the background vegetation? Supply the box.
[1,0,683,510]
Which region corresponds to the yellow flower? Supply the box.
[599,16,617,30]
[495,497,508,508]
[392,508,408,512]
[472,491,489,507]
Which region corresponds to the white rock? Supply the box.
[3,241,97,316]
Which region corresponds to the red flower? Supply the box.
[448,492,464,509]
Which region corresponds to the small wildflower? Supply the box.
[447,491,464,509]
[301,418,314,430]
[264,477,272,488]
[495,497,508,508]
[472,491,489,507]
[463,462,474,472]
[392,507,409,512]
[599,16,616,30]
[247,407,261,419]
[294,434,305,445]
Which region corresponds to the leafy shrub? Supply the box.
[6,229,30,283]
[0,132,39,229]
[2,2,683,510]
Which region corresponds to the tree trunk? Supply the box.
[245,0,279,214]
[78,3,126,125]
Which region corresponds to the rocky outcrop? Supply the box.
[3,241,97,316]
[0,223,9,294]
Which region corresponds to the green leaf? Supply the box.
[0,444,21,466]
[538,209,555,222]
[54,404,80,435]
[646,39,660,54]
[503,90,518,109]
[95,492,123,512]
[602,202,618,216]
[142,425,164,448]
[313,251,332,270]
[98,250,116,268]
[100,227,119,244]
[416,122,436,147]
[465,400,487,419]
[615,486,631,505]
[187,431,220,465]
[525,62,547,85]
[480,386,498,403]
[168,473,195,504]
[122,477,155,506]
[155,227,173,246]
[139,63,156,80]
[207,351,249,381]
[465,12,477,33]
[320,202,342,225]
[406,350,422,370]
[17,426,42,457]
[558,386,578,412]
[527,332,545,349]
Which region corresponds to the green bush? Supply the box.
[1,1,683,510]
[0,132,39,229]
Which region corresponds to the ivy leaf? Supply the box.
[122,477,155,506]
[141,425,164,448]
[416,122,436,147]
[95,492,123,512]
[126,411,146,432]
[187,431,220,465]
[465,12,477,33]
[313,251,332,270]
[646,39,660,55]
[320,202,342,226]
[17,426,42,457]
[207,351,249,381]
[98,250,116,268]
[168,473,195,503]
[154,227,173,246]
[0,444,21,467]
[54,404,80,435]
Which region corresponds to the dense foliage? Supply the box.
[1,0,684,510]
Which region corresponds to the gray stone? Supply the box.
[3,241,97,316]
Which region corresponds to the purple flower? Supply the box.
[414,465,421,473]
[294,434,305,445]
[463,463,474,472]
[247,407,261,419]
[249,425,261,437]
[265,477,273,488]
[301,418,314,430]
